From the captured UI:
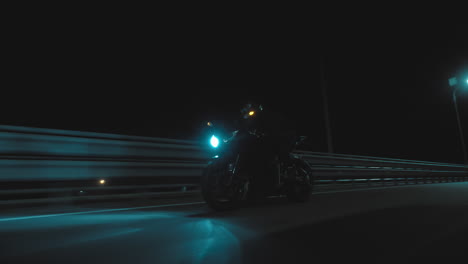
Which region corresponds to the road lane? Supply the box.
[2,182,468,264]
[0,183,419,220]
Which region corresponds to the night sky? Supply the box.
[2,12,467,164]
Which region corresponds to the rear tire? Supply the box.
[285,163,312,203]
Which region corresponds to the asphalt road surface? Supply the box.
[2,182,468,264]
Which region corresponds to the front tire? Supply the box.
[201,160,249,211]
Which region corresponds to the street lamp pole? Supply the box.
[452,88,468,165]
[320,55,333,153]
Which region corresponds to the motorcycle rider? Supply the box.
[237,102,297,196]
[239,102,296,157]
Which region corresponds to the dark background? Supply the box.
[1,9,467,163]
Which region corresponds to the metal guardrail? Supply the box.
[0,125,206,163]
[296,151,467,186]
[295,151,467,170]
[1,125,467,206]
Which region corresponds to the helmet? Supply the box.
[240,103,263,119]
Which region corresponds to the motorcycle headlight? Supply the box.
[210,135,220,148]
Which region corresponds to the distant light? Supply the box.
[99,179,106,185]
[466,78,468,84]
[210,135,219,148]
[207,122,212,127]
[249,111,255,116]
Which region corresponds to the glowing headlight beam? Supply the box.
[210,135,220,148]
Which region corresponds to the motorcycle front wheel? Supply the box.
[201,159,249,211]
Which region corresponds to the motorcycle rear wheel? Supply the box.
[285,163,312,203]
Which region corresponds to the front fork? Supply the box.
[224,154,250,200]
[223,154,240,186]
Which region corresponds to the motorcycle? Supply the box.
[201,120,313,211]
